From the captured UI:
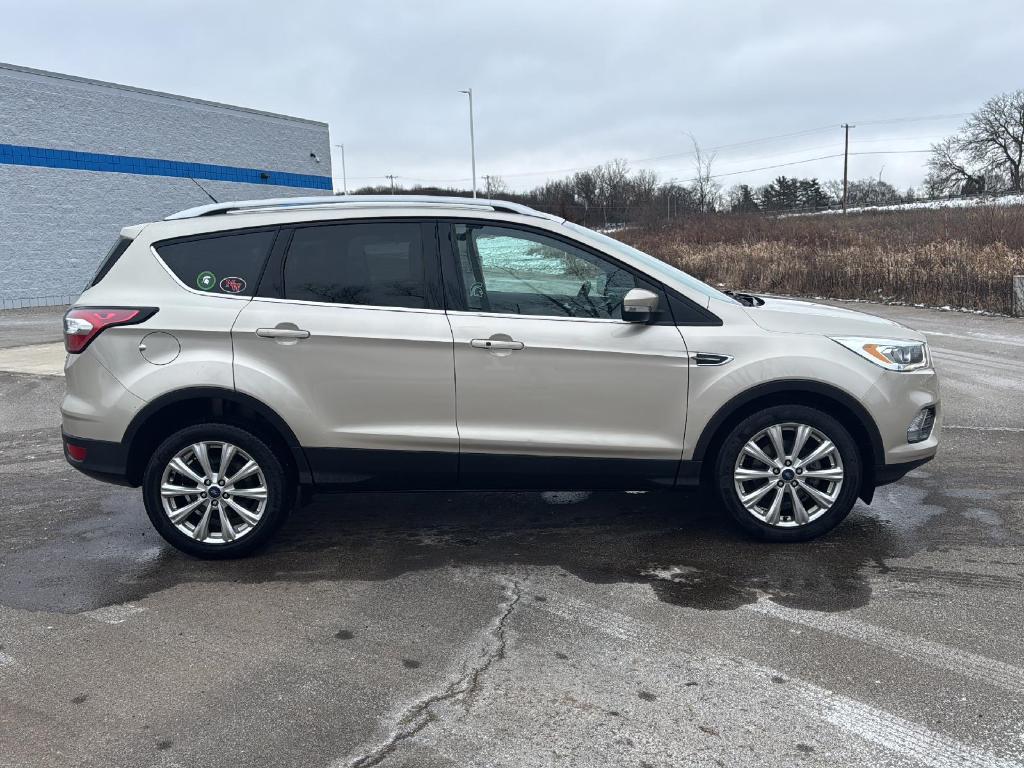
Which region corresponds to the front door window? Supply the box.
[453,224,660,319]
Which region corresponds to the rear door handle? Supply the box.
[256,327,310,339]
[471,338,524,351]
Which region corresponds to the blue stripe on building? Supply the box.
[0,142,332,190]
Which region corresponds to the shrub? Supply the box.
[618,207,1024,314]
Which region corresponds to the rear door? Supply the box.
[232,219,457,488]
[441,221,690,489]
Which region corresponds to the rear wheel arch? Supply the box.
[693,380,883,502]
[122,387,310,487]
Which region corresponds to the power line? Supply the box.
[326,111,965,190]
[469,113,966,182]
[488,125,841,180]
[329,113,956,189]
[853,112,969,126]
[332,146,935,189]
[852,149,931,155]
[703,136,942,166]
[668,148,933,185]
[332,147,935,188]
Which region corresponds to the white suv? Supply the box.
[61,196,940,557]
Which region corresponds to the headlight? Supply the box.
[830,337,930,371]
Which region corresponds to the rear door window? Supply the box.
[156,230,277,296]
[283,222,428,308]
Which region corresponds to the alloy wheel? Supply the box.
[159,441,268,544]
[732,422,844,527]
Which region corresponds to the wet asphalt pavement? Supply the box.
[1,302,1022,767]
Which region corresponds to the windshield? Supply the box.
[564,222,739,305]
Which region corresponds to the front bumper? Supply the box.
[863,368,941,466]
[874,455,934,487]
[62,431,133,487]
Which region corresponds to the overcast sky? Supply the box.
[1,0,1020,193]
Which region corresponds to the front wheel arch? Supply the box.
[693,380,882,503]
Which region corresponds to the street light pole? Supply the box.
[459,88,477,198]
[333,143,347,195]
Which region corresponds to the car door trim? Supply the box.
[301,446,698,491]
[244,295,450,315]
[446,309,634,324]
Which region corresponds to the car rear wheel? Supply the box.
[142,423,291,558]
[715,405,862,542]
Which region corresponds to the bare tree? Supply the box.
[589,159,632,223]
[926,90,1024,195]
[925,136,981,196]
[571,169,600,213]
[630,168,660,203]
[483,174,508,197]
[687,136,720,213]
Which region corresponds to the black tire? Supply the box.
[142,423,292,558]
[714,405,862,542]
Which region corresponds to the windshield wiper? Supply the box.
[724,290,765,307]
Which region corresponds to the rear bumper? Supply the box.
[62,431,134,487]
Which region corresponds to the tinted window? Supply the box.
[284,222,427,308]
[157,230,276,295]
[89,236,133,288]
[454,224,658,319]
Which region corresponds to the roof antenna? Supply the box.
[189,177,219,204]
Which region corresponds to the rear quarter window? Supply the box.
[89,236,133,288]
[155,230,277,296]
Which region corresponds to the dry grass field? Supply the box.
[619,205,1024,314]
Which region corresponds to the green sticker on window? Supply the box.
[196,271,216,291]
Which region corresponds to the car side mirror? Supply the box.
[622,288,660,323]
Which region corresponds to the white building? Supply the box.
[0,62,332,306]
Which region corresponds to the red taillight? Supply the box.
[66,442,88,462]
[63,307,155,353]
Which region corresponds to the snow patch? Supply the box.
[787,193,1024,217]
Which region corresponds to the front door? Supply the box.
[232,220,457,488]
[442,222,690,489]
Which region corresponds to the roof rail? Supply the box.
[164,194,563,222]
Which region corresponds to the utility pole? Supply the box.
[842,123,854,212]
[459,88,477,198]
[333,144,347,195]
[386,174,396,194]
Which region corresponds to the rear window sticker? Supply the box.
[196,271,217,291]
[219,276,247,294]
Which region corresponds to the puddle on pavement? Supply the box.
[5,469,1017,617]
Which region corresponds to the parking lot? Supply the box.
[1,301,1022,768]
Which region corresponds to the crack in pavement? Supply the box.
[337,577,522,768]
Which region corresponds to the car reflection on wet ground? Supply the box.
[1,301,1022,768]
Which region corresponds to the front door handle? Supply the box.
[256,327,310,339]
[471,338,524,351]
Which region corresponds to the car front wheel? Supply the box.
[142,423,291,558]
[715,405,862,542]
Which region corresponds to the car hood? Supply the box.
[743,297,925,341]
